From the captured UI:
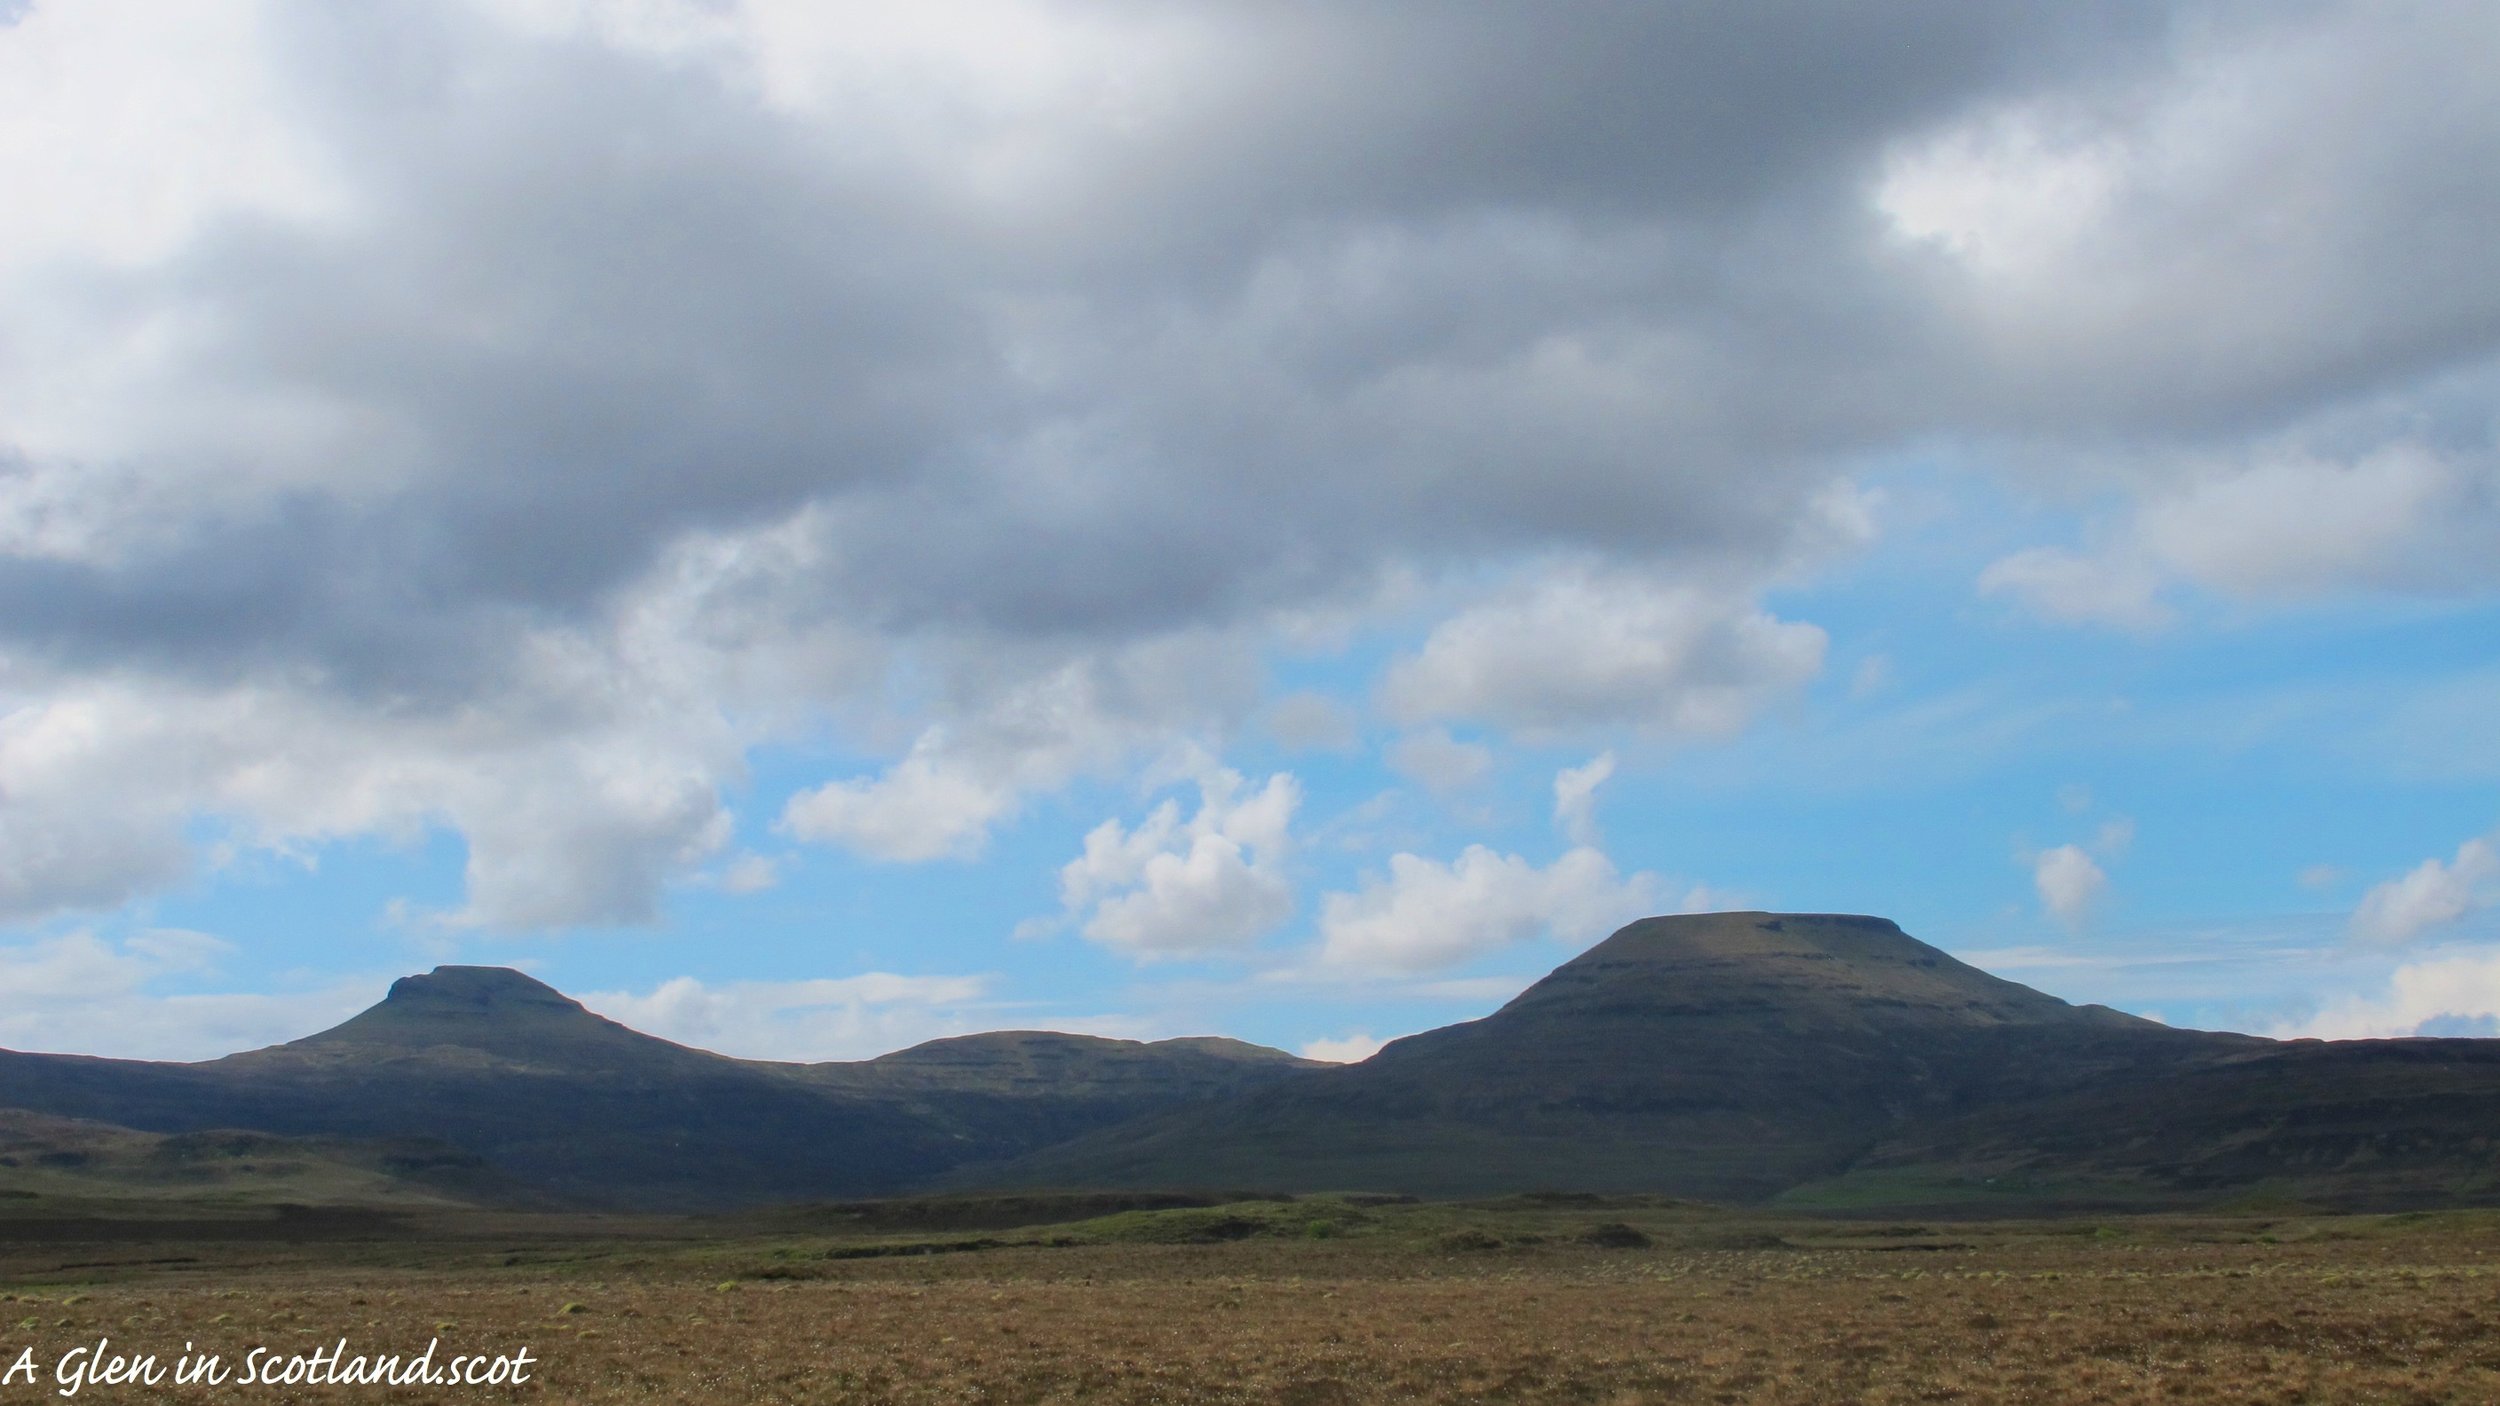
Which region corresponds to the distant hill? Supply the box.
[981,913,2500,1210]
[5,917,2499,1213]
[1845,1031,2500,1208]
[0,966,1318,1210]
[0,1108,511,1209]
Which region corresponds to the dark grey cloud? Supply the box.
[0,0,2205,659]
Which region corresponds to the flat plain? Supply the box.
[4,1195,2499,1403]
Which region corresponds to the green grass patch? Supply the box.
[1068,1197,1384,1245]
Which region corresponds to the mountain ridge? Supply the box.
[978,912,2464,1207]
[3,913,2495,1213]
[0,966,1318,1209]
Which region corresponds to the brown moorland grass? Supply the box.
[3,1201,2498,1403]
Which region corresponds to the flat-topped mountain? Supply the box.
[1485,912,2149,1032]
[230,966,735,1076]
[988,913,2488,1207]
[301,965,623,1047]
[994,911,2142,1198]
[4,916,2498,1212]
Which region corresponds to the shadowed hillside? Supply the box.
[0,1108,517,1208]
[0,967,1318,1210]
[5,918,2500,1212]
[982,914,2497,1208]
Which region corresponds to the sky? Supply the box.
[2,0,2497,1065]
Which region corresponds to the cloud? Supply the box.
[0,0,335,273]
[1381,566,1828,738]
[0,930,378,1061]
[1952,945,2104,973]
[2272,945,2500,1040]
[2094,817,2135,859]
[1052,768,1301,959]
[1979,547,2173,632]
[1317,844,1663,975]
[0,700,194,919]
[1300,1031,1386,1064]
[780,633,1258,864]
[2023,809,2130,929]
[707,854,782,895]
[2140,441,2500,600]
[1385,729,1492,795]
[1552,751,1616,847]
[2033,844,2107,928]
[5,0,2500,933]
[2351,837,2499,946]
[1265,691,1359,754]
[0,648,750,929]
[579,971,992,1062]
[1985,436,2500,628]
[781,732,1020,864]
[1877,103,2127,282]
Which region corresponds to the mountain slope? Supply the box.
[0,1109,514,1209]
[979,913,2261,1199]
[236,965,738,1074]
[802,1030,1327,1165]
[8,922,2498,1212]
[1847,1034,2500,1207]
[0,967,1317,1209]
[0,969,956,1207]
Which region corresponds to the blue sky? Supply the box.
[2,1,2497,1063]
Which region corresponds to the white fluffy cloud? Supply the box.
[2138,442,2498,599]
[0,658,746,930]
[2026,808,2131,929]
[1877,104,2126,284]
[580,971,992,1062]
[2033,844,2107,928]
[0,0,334,276]
[1985,437,2500,628]
[1299,1031,1387,1064]
[2275,946,2500,1041]
[2352,837,2499,947]
[780,733,1021,864]
[1978,547,2174,632]
[0,510,911,928]
[1381,567,1828,739]
[781,633,1258,864]
[1551,751,1616,847]
[1051,768,1301,959]
[0,930,378,1061]
[1317,844,1665,975]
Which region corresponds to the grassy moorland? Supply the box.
[3,1193,2498,1403]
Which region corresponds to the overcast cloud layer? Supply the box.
[4,2,2499,1036]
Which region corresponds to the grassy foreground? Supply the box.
[3,1193,2498,1402]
